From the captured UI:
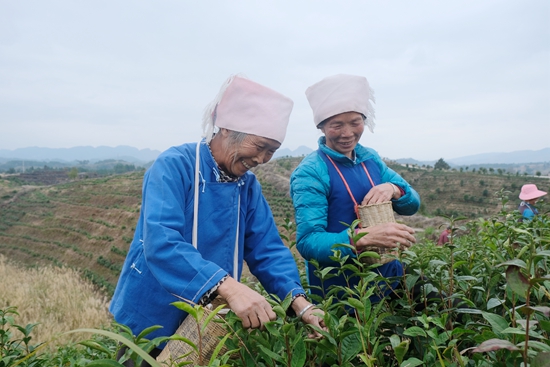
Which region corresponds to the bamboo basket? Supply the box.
[156,301,229,366]
[356,201,397,265]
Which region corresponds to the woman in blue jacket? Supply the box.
[290,74,420,302]
[111,75,324,365]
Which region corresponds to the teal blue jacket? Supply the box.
[290,137,420,266]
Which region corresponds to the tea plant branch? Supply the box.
[64,328,161,367]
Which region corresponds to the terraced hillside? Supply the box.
[0,173,143,295]
[389,164,550,218]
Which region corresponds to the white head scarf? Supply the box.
[305,74,376,132]
[202,75,294,143]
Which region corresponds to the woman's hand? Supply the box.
[362,183,399,205]
[355,222,416,251]
[291,297,326,339]
[216,277,276,329]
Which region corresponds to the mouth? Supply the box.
[241,160,252,170]
[339,140,355,148]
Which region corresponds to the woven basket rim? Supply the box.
[156,307,229,364]
[356,200,393,209]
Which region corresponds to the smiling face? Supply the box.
[319,111,364,158]
[213,129,281,177]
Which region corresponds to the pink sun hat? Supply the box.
[519,184,547,201]
[202,75,293,144]
[305,74,376,132]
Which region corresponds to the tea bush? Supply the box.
[1,203,548,366]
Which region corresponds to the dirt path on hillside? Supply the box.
[0,185,41,206]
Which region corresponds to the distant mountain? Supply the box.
[396,148,550,166]
[273,145,313,158]
[394,158,436,166]
[0,146,161,164]
[447,148,550,165]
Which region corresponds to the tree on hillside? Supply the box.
[68,168,78,180]
[434,158,450,170]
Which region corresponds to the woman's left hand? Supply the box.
[291,298,326,339]
[362,183,398,205]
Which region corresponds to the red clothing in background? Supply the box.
[438,229,450,246]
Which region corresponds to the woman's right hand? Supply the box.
[216,277,276,329]
[354,222,416,252]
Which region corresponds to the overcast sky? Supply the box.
[1,0,548,161]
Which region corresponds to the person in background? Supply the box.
[110,75,324,366]
[290,74,421,303]
[518,184,547,220]
[437,226,452,246]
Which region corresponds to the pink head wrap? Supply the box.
[202,75,293,144]
[305,74,375,132]
[519,184,547,201]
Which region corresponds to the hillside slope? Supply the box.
[0,173,142,294]
[1,158,548,295]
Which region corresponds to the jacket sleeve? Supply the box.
[242,180,306,301]
[290,154,355,266]
[141,150,227,304]
[370,149,421,216]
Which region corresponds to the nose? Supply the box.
[252,150,273,165]
[252,151,266,165]
[341,124,354,137]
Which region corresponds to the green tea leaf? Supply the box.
[263,321,281,337]
[87,360,125,367]
[135,325,163,341]
[498,259,527,269]
[77,340,112,355]
[522,341,550,352]
[64,328,162,367]
[539,320,550,333]
[258,344,284,363]
[346,298,365,312]
[505,265,529,297]
[393,339,410,365]
[400,357,424,367]
[291,338,306,367]
[486,298,505,310]
[171,302,198,319]
[403,326,427,338]
[471,338,520,353]
[341,332,362,362]
[481,312,509,336]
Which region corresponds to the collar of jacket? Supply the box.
[317,136,374,166]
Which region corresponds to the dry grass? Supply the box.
[0,255,112,348]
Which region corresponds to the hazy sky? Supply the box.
[1,0,549,161]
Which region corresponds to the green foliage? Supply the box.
[2,203,549,365]
[434,158,451,170]
[68,168,78,180]
[0,306,45,366]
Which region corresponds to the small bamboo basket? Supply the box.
[356,201,397,265]
[156,300,229,366]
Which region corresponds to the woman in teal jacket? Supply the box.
[290,74,420,301]
[111,76,324,364]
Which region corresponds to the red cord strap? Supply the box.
[325,154,375,220]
